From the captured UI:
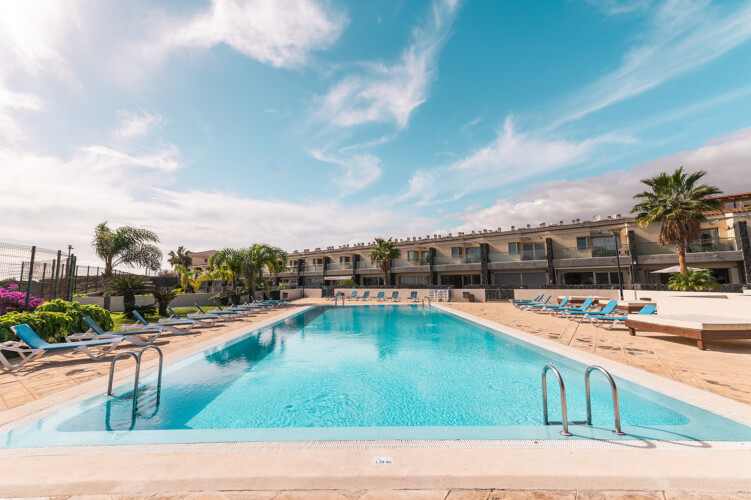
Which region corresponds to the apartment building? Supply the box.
[275,194,751,288]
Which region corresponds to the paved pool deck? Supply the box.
[1,299,751,498]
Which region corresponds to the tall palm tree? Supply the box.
[262,245,288,285]
[167,246,192,268]
[92,222,162,309]
[173,264,202,293]
[369,237,401,286]
[208,248,245,290]
[631,167,721,275]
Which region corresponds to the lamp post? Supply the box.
[611,229,624,300]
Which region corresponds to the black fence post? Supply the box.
[24,246,36,311]
[53,250,62,299]
[39,262,47,299]
[66,255,76,301]
[85,266,90,294]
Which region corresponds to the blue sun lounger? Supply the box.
[229,299,268,313]
[513,295,550,309]
[347,291,358,300]
[511,294,543,305]
[525,296,569,312]
[374,291,386,301]
[586,304,657,330]
[550,297,595,316]
[126,311,197,335]
[212,301,256,316]
[169,306,225,327]
[66,316,163,346]
[563,300,618,322]
[388,291,400,302]
[358,291,371,301]
[196,304,243,318]
[0,324,124,371]
[407,291,418,302]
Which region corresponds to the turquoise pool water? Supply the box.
[3,305,751,447]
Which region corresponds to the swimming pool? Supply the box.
[3,304,751,447]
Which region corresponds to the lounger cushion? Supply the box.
[626,314,751,331]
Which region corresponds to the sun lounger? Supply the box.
[406,291,418,302]
[586,305,656,330]
[0,324,124,371]
[326,291,343,301]
[358,291,371,301]
[347,291,358,300]
[125,311,196,335]
[65,316,163,346]
[374,291,386,301]
[229,299,268,312]
[513,295,550,309]
[511,294,543,305]
[562,300,618,322]
[388,291,400,302]
[196,304,243,318]
[169,306,225,327]
[550,297,595,316]
[625,314,751,350]
[525,296,569,312]
[211,301,256,317]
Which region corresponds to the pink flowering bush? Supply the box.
[0,284,45,315]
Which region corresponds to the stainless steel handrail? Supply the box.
[107,351,140,418]
[422,297,432,308]
[585,365,625,435]
[542,364,572,436]
[107,346,164,420]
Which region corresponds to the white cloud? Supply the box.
[318,0,460,128]
[309,147,382,193]
[402,116,634,204]
[583,0,652,15]
[168,0,347,68]
[553,0,751,126]
[453,127,751,233]
[112,110,164,141]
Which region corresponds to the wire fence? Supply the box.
[0,242,132,310]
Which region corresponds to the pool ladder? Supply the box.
[107,345,163,420]
[541,364,625,436]
[421,297,432,308]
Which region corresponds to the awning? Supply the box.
[323,275,353,280]
[650,266,702,274]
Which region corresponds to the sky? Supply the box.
[2,0,751,269]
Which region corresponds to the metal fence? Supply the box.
[0,242,131,310]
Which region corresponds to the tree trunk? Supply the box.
[158,301,168,316]
[102,263,113,311]
[123,290,135,313]
[380,261,391,286]
[677,244,688,275]
[249,275,256,301]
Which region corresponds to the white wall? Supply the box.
[75,292,217,312]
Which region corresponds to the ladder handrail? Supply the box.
[107,351,140,418]
[541,364,572,436]
[422,297,431,308]
[107,346,164,420]
[585,365,625,435]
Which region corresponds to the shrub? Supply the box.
[668,269,720,291]
[0,299,115,344]
[337,279,357,287]
[152,288,179,316]
[0,283,44,315]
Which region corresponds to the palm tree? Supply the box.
[369,237,401,286]
[262,245,288,286]
[173,264,202,293]
[208,248,245,290]
[106,275,153,315]
[668,268,719,291]
[152,288,179,316]
[631,167,721,275]
[92,222,162,310]
[167,246,192,268]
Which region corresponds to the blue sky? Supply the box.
[2,0,751,266]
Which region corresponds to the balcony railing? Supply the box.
[553,246,628,259]
[636,238,738,255]
[304,264,323,272]
[434,255,481,265]
[327,262,353,271]
[357,261,378,269]
[392,257,430,267]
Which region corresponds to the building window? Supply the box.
[710,268,730,284]
[576,237,588,251]
[493,271,546,286]
[313,258,323,265]
[463,274,481,285]
[407,250,419,261]
[399,275,429,286]
[363,277,384,286]
[305,278,322,287]
[508,242,519,254]
[451,247,464,257]
[522,242,545,260]
[466,247,481,263]
[724,202,736,209]
[339,256,351,263]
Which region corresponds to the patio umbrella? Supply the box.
[650,265,702,273]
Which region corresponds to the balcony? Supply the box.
[434,254,482,265]
[636,238,738,256]
[392,257,429,267]
[553,246,628,259]
[303,264,323,273]
[327,262,353,271]
[357,261,378,269]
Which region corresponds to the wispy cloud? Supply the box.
[402,116,635,204]
[168,0,347,68]
[112,110,163,142]
[553,0,751,127]
[318,0,460,129]
[309,146,383,193]
[583,0,652,15]
[453,126,751,233]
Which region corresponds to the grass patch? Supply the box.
[111,306,200,331]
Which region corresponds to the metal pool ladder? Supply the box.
[107,345,163,419]
[334,295,344,306]
[541,364,624,436]
[422,297,432,308]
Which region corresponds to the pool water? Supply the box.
[3,305,751,447]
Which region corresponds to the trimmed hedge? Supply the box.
[0,299,114,344]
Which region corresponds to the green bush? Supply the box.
[0,299,113,344]
[337,279,357,287]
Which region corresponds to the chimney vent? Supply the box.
[511,226,515,231]
[540,222,546,228]
[526,224,531,229]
